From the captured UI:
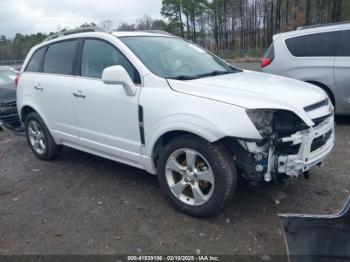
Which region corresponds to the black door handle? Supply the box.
[34,85,44,91]
[73,91,86,98]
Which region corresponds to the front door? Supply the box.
[72,39,142,163]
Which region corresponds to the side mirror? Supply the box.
[102,65,137,96]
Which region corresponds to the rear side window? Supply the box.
[337,30,350,56]
[264,43,275,60]
[285,32,338,57]
[43,40,78,75]
[26,48,45,72]
[80,39,141,83]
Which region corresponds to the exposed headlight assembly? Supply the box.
[247,109,309,138]
[246,109,275,137]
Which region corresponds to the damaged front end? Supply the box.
[226,105,335,184]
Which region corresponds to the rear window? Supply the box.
[337,30,350,56]
[26,47,46,73]
[285,31,338,57]
[43,40,78,75]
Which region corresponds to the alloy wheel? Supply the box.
[28,120,46,155]
[165,148,215,206]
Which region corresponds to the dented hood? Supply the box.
[168,71,329,126]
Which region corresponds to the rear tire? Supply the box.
[25,112,60,160]
[158,135,237,218]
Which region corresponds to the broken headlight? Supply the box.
[247,109,309,138]
[246,109,275,137]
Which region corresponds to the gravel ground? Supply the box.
[0,63,349,257]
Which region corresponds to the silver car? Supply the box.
[262,22,350,115]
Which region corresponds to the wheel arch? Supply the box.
[148,128,223,170]
[19,103,51,130]
[20,105,36,122]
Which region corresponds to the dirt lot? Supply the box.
[0,63,349,257]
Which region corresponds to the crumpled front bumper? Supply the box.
[276,115,335,177]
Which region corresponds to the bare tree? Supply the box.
[100,20,114,31]
[136,16,154,30]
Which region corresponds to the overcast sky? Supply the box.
[0,0,162,38]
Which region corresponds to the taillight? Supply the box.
[261,58,272,68]
[15,74,21,88]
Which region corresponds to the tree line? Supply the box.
[0,33,47,62]
[0,0,348,61]
[0,20,168,61]
[161,0,345,57]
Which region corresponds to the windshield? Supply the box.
[120,36,238,80]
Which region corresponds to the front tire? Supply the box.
[25,112,60,160]
[158,135,237,217]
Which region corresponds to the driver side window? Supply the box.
[81,39,141,84]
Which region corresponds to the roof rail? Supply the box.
[297,21,350,30]
[140,30,173,36]
[43,26,109,42]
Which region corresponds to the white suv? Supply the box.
[17,29,335,217]
[261,22,350,115]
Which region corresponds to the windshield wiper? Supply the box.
[168,75,198,80]
[195,70,232,79]
[168,70,234,81]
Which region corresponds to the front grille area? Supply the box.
[0,114,21,128]
[313,114,332,127]
[0,101,21,128]
[275,141,301,156]
[311,130,332,152]
[0,101,16,108]
[304,98,329,112]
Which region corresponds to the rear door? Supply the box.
[334,29,350,110]
[38,40,79,142]
[283,31,337,91]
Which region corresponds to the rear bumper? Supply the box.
[277,115,335,177]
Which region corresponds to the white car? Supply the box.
[17,28,335,217]
[261,22,350,115]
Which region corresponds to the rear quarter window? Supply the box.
[285,31,338,57]
[264,43,275,59]
[43,40,78,75]
[26,47,46,73]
